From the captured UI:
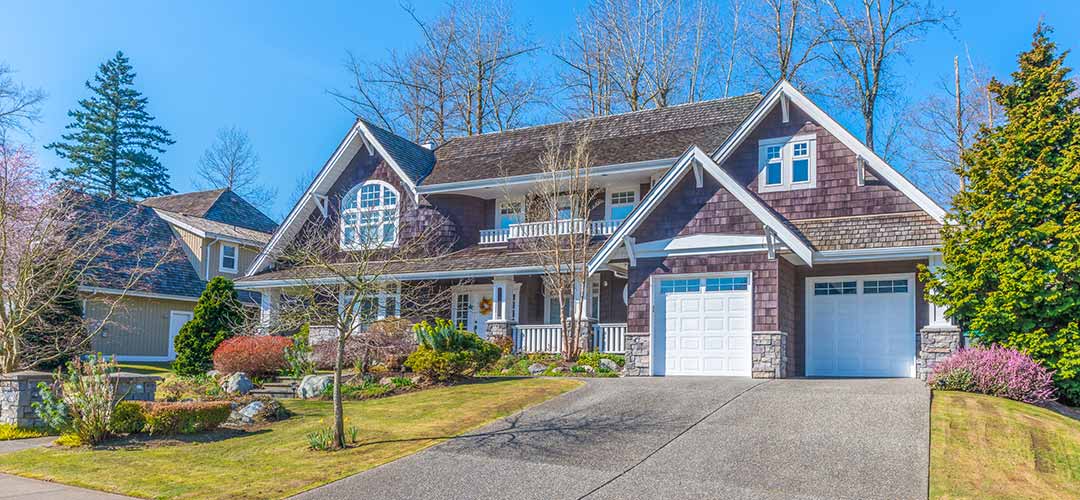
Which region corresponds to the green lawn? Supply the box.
[930,391,1080,499]
[0,377,581,499]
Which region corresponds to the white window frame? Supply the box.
[605,186,639,221]
[543,293,571,325]
[757,134,817,193]
[495,199,524,230]
[589,279,601,320]
[340,180,400,250]
[218,243,238,273]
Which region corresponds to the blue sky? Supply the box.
[3,1,1077,219]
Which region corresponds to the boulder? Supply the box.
[229,399,288,426]
[379,377,396,386]
[527,363,547,376]
[296,374,333,399]
[599,358,620,373]
[578,364,595,374]
[552,367,566,374]
[409,375,424,385]
[206,370,221,379]
[221,372,253,395]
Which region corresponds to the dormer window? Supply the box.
[758,134,817,192]
[342,180,399,249]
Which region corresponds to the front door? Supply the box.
[453,291,491,338]
[168,311,193,360]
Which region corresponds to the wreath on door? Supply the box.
[478,297,493,315]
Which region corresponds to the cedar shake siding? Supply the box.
[626,253,780,335]
[789,259,929,376]
[632,173,765,243]
[722,104,923,221]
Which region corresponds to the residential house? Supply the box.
[239,81,961,379]
[83,189,276,362]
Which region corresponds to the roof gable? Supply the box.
[141,189,225,217]
[140,188,277,234]
[588,146,815,274]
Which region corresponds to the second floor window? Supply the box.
[607,189,637,220]
[342,180,398,248]
[497,201,523,229]
[758,135,817,192]
[219,243,238,273]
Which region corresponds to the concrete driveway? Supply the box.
[295,377,930,500]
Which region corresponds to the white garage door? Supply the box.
[653,275,752,376]
[806,274,916,378]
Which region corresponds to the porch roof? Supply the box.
[236,241,607,287]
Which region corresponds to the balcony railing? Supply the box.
[510,323,627,354]
[479,218,624,245]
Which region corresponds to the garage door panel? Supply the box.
[654,276,751,377]
[807,276,915,378]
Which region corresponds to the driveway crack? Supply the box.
[577,380,769,499]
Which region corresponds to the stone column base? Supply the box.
[572,319,595,354]
[917,324,962,380]
[623,334,650,376]
[752,331,789,379]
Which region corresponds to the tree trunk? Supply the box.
[333,333,346,449]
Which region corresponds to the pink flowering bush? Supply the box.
[929,346,1056,404]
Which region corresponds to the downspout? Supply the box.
[205,238,220,280]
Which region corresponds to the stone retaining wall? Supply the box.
[0,371,159,428]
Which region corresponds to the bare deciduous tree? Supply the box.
[331,0,539,143]
[744,0,829,90]
[823,0,951,150]
[0,63,45,141]
[266,216,451,449]
[196,126,276,211]
[902,55,1000,203]
[514,127,599,360]
[0,144,172,372]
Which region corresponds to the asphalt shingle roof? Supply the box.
[790,212,942,251]
[142,189,278,233]
[423,94,762,185]
[156,210,272,245]
[361,119,437,186]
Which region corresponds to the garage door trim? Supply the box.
[649,271,754,377]
[804,272,917,378]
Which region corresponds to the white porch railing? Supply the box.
[510,323,627,355]
[479,228,511,244]
[481,218,624,245]
[592,323,626,353]
[512,324,563,354]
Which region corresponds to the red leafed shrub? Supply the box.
[212,336,293,377]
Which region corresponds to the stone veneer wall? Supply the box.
[916,325,963,380]
[0,371,158,428]
[752,332,788,378]
[623,335,651,376]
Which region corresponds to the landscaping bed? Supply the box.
[0,378,581,500]
[930,390,1080,499]
[479,352,624,378]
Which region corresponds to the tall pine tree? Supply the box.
[47,51,175,199]
[924,24,1080,403]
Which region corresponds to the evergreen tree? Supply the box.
[924,24,1080,404]
[23,273,84,371]
[173,277,244,376]
[47,51,175,199]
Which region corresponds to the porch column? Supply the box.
[259,288,280,333]
[917,253,962,379]
[486,279,516,340]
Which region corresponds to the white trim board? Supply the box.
[708,80,946,223]
[153,210,268,248]
[416,158,674,195]
[588,146,815,275]
[78,286,199,303]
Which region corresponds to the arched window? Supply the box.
[341,180,399,248]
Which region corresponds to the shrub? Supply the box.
[929,346,1057,404]
[174,277,245,376]
[405,344,501,381]
[212,336,293,377]
[140,401,232,436]
[33,355,118,445]
[0,424,49,440]
[577,352,625,370]
[283,327,316,379]
[108,401,146,434]
[156,374,224,402]
[364,317,417,370]
[488,334,513,355]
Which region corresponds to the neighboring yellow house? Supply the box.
[82,189,276,362]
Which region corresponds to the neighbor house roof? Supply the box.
[141,188,278,234]
[79,196,208,298]
[423,93,762,185]
[152,209,273,246]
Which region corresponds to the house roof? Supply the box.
[153,209,273,246]
[79,196,208,298]
[423,93,762,185]
[359,119,437,185]
[238,241,606,285]
[791,212,941,251]
[141,188,278,234]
